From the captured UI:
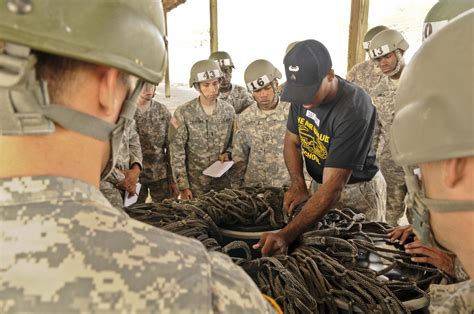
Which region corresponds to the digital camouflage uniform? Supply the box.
[369,76,406,225]
[170,98,235,196]
[134,99,174,203]
[0,176,275,313]
[428,280,473,314]
[346,59,384,94]
[311,171,386,222]
[218,84,254,114]
[346,60,385,155]
[232,100,291,187]
[100,120,143,208]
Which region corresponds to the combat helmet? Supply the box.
[0,0,167,178]
[423,0,474,41]
[390,10,474,250]
[244,59,282,92]
[189,60,223,87]
[0,1,166,83]
[209,51,234,68]
[362,25,389,51]
[368,29,409,59]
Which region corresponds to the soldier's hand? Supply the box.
[169,183,179,197]
[283,184,309,216]
[387,225,414,245]
[179,189,193,200]
[253,231,288,257]
[127,184,137,197]
[122,165,140,191]
[405,240,455,276]
[219,152,230,163]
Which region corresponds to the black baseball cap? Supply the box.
[281,39,332,104]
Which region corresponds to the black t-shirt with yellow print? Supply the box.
[287,76,379,184]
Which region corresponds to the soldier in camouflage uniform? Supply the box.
[100,120,143,208]
[232,59,290,187]
[391,11,473,313]
[346,25,388,94]
[170,60,236,200]
[0,2,275,313]
[209,51,254,114]
[346,26,388,157]
[367,29,409,225]
[134,82,178,203]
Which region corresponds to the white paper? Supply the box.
[203,161,234,178]
[124,182,142,207]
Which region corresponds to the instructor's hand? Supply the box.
[179,188,193,200]
[253,231,289,257]
[283,184,309,216]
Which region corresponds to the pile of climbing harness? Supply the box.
[125,187,447,313]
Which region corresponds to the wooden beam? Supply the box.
[347,0,370,72]
[210,0,218,53]
[164,11,171,97]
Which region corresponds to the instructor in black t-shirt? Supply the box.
[254,39,387,256]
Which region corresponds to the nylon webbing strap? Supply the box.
[423,198,474,212]
[43,105,114,141]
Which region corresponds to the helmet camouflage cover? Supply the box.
[209,51,234,68]
[0,0,167,83]
[244,59,282,92]
[362,25,389,51]
[423,0,474,41]
[189,59,223,87]
[368,29,409,59]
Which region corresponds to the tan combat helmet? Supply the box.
[423,0,474,41]
[390,10,474,250]
[244,59,282,92]
[285,41,300,56]
[0,1,166,84]
[362,25,389,51]
[189,60,223,87]
[0,0,167,178]
[209,51,234,69]
[368,29,409,60]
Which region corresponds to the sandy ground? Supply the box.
[155,83,198,114]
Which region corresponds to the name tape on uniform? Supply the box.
[369,44,390,59]
[247,75,270,91]
[305,110,320,127]
[197,69,220,81]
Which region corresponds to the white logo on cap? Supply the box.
[289,65,299,72]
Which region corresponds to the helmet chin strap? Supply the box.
[0,43,145,180]
[385,49,404,78]
[404,166,474,254]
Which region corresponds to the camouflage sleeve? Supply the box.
[223,108,236,156]
[207,252,276,313]
[233,125,250,163]
[231,118,250,188]
[243,92,254,112]
[128,120,143,170]
[454,257,470,282]
[163,106,175,185]
[102,167,125,185]
[346,65,356,82]
[169,107,190,190]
